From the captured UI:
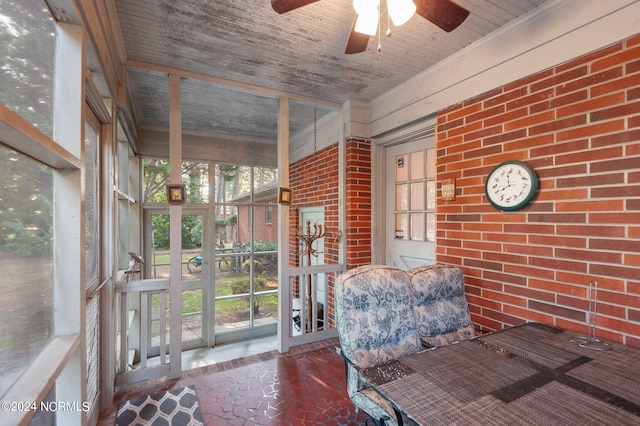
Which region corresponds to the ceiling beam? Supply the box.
[126,59,342,111]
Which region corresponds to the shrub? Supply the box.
[229,275,269,314]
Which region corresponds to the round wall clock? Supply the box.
[485,160,538,211]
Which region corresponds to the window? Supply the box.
[85,115,100,287]
[265,207,273,224]
[395,149,436,242]
[0,143,54,397]
[143,159,210,204]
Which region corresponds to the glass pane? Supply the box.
[426,149,436,179]
[143,158,169,203]
[426,212,436,242]
[426,181,436,210]
[85,120,99,285]
[395,155,408,182]
[149,214,203,280]
[214,165,251,204]
[216,205,239,250]
[396,184,408,210]
[254,205,278,281]
[410,151,424,180]
[0,143,54,398]
[143,159,211,204]
[394,214,408,240]
[182,161,209,203]
[410,182,424,211]
[216,297,251,332]
[253,167,278,196]
[150,291,170,347]
[181,214,202,280]
[85,295,99,407]
[410,213,425,241]
[149,214,169,278]
[0,0,56,137]
[182,289,202,342]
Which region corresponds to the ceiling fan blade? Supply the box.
[415,0,469,32]
[271,0,320,14]
[345,16,370,54]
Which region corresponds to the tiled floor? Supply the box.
[97,337,368,425]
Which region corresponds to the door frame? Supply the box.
[371,115,437,266]
[143,206,211,354]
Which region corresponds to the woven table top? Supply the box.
[359,323,640,425]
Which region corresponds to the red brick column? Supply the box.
[345,138,372,268]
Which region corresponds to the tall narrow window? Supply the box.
[0,143,54,397]
[85,116,99,286]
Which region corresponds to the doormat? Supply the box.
[115,385,204,426]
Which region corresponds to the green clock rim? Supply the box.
[484,160,539,211]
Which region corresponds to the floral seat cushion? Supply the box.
[336,264,421,369]
[407,265,475,347]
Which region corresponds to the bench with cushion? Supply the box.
[335,264,475,425]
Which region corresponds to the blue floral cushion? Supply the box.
[336,264,421,369]
[407,265,475,347]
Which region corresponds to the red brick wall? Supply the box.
[288,139,373,326]
[436,35,640,347]
[345,138,372,267]
[289,144,340,326]
[289,144,340,267]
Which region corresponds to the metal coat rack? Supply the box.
[295,220,326,331]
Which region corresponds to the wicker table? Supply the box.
[358,323,640,425]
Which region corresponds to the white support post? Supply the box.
[54,22,85,426]
[168,73,183,378]
[277,96,291,353]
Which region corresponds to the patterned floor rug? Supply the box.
[115,385,204,426]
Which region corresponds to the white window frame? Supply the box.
[0,21,85,425]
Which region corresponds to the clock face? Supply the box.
[485,161,538,211]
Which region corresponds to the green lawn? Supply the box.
[149,250,278,318]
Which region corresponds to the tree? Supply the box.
[143,159,209,203]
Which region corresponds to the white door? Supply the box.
[385,137,436,270]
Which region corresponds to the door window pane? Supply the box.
[410,182,424,211]
[396,184,408,210]
[395,148,436,241]
[426,181,436,210]
[426,212,436,242]
[410,213,425,241]
[410,151,424,180]
[395,155,408,182]
[395,214,408,240]
[426,149,436,179]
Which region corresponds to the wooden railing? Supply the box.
[280,263,344,351]
[114,278,171,385]
[114,265,344,382]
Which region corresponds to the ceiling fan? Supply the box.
[271,0,469,54]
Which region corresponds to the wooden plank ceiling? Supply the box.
[114,0,549,144]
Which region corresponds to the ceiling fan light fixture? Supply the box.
[387,0,416,27]
[354,12,379,35]
[353,0,380,34]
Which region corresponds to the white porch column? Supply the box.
[277,96,291,353]
[168,73,183,378]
